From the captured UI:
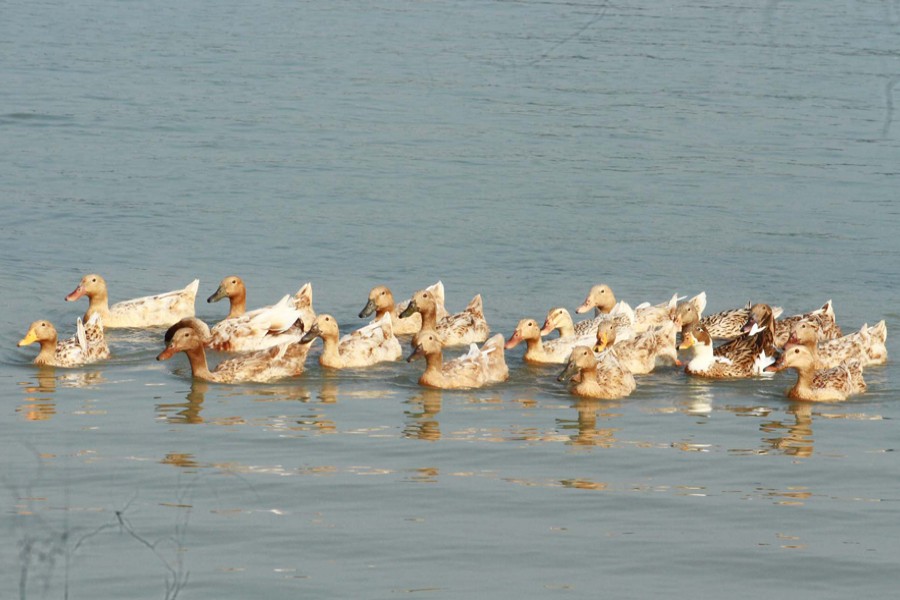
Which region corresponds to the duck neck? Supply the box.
[688,342,716,370]
[556,319,575,338]
[790,364,816,396]
[319,333,343,368]
[420,349,446,385]
[575,366,603,394]
[34,339,59,366]
[418,303,438,332]
[85,290,111,322]
[184,346,215,380]
[227,290,247,319]
[523,336,546,361]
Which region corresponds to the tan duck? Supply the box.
[505,318,595,364]
[690,303,778,377]
[593,318,680,375]
[576,284,699,333]
[207,283,315,352]
[556,346,636,399]
[677,298,784,341]
[774,300,842,347]
[302,313,402,369]
[399,286,489,346]
[542,303,635,339]
[157,318,312,383]
[407,332,508,389]
[357,281,447,336]
[788,320,887,369]
[206,275,249,319]
[765,344,866,402]
[679,322,758,379]
[18,314,110,367]
[66,274,199,328]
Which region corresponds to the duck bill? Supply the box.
[66,284,85,302]
[504,331,523,349]
[557,361,579,382]
[358,298,377,319]
[407,344,425,363]
[156,345,177,361]
[398,300,418,319]
[678,333,696,351]
[207,285,228,303]
[574,301,592,315]
[300,323,321,344]
[539,320,554,336]
[17,330,38,347]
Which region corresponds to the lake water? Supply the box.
[2,1,899,598]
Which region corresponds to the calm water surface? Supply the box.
[2,1,900,598]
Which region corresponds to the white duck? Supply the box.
[66,274,198,328]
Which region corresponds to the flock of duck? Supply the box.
[16,274,889,402]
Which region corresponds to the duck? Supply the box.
[206,275,249,319]
[357,281,448,336]
[505,318,595,364]
[576,284,699,333]
[157,318,312,383]
[207,283,315,352]
[678,322,760,378]
[688,303,778,377]
[301,313,402,369]
[593,317,680,375]
[765,343,866,402]
[542,303,635,339]
[65,274,199,328]
[406,332,509,389]
[556,346,636,399]
[678,299,784,341]
[18,314,110,367]
[399,286,490,347]
[787,319,887,369]
[774,300,842,347]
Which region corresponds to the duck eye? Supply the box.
[380,291,385,296]
[91,278,96,282]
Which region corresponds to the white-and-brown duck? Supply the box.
[787,319,887,369]
[774,300,842,347]
[207,283,315,352]
[399,286,490,347]
[18,314,110,367]
[157,318,312,383]
[66,274,199,328]
[688,303,778,377]
[765,343,866,402]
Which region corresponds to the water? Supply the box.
[2,0,900,598]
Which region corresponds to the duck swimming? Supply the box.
[207,283,315,352]
[557,346,636,399]
[357,281,447,336]
[66,274,199,328]
[157,318,311,383]
[18,314,110,367]
[302,313,402,369]
[399,286,490,347]
[787,319,887,369]
[505,317,595,365]
[765,343,866,402]
[407,332,508,389]
[593,317,680,375]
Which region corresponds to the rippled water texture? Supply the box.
[2,1,899,598]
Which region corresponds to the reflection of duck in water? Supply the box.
[157,318,312,383]
[565,398,620,447]
[404,389,443,441]
[761,402,814,458]
[157,379,208,425]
